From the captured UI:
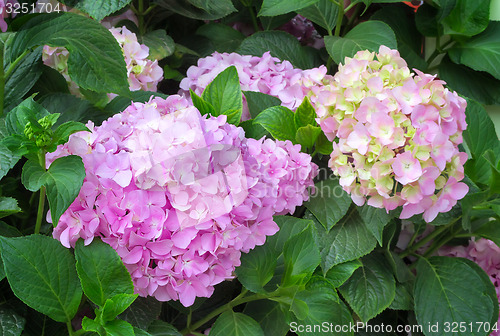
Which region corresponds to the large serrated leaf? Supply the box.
[60,0,132,22]
[209,311,264,336]
[0,306,26,336]
[0,235,82,322]
[449,22,500,80]
[10,13,128,94]
[441,0,490,37]
[237,31,316,69]
[339,253,395,322]
[254,106,297,142]
[305,179,352,231]
[75,238,134,307]
[297,0,338,35]
[155,0,236,20]
[310,210,377,273]
[415,257,498,336]
[258,0,319,17]
[282,225,321,286]
[201,66,242,125]
[22,155,86,225]
[325,21,397,64]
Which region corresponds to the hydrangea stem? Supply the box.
[181,289,268,335]
[400,218,460,258]
[0,43,4,117]
[35,150,47,235]
[334,0,344,36]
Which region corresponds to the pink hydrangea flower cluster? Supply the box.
[314,46,468,222]
[179,51,329,120]
[42,26,163,97]
[439,239,500,334]
[47,95,317,306]
[0,0,18,32]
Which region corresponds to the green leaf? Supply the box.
[358,205,391,245]
[311,210,377,273]
[294,96,316,128]
[147,320,182,336]
[415,4,440,36]
[209,311,265,336]
[237,31,316,69]
[441,0,490,36]
[156,0,236,20]
[21,159,46,192]
[0,197,21,219]
[474,221,500,248]
[415,256,498,335]
[135,328,153,336]
[268,216,314,253]
[103,319,135,336]
[282,225,321,286]
[0,306,26,336]
[297,0,338,35]
[484,150,500,193]
[23,155,85,225]
[293,285,354,336]
[315,132,333,155]
[259,0,319,16]
[389,281,413,311]
[60,0,132,22]
[101,293,138,321]
[52,121,89,147]
[5,97,49,136]
[339,253,396,322]
[325,259,362,288]
[304,179,352,231]
[201,66,242,125]
[371,6,427,70]
[239,120,269,140]
[325,21,397,64]
[464,99,499,158]
[243,301,290,336]
[39,93,107,125]
[439,56,500,105]
[10,13,129,94]
[449,22,500,80]
[75,238,134,307]
[0,235,82,322]
[118,297,162,330]
[4,47,43,111]
[254,106,297,141]
[0,143,20,180]
[142,30,175,60]
[81,316,101,333]
[196,23,245,54]
[461,191,489,230]
[295,125,321,151]
[243,91,281,119]
[236,242,278,293]
[190,89,216,116]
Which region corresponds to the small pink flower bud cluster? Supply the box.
[439,239,500,335]
[0,0,19,32]
[179,51,329,120]
[314,46,468,222]
[42,26,163,97]
[47,95,317,306]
